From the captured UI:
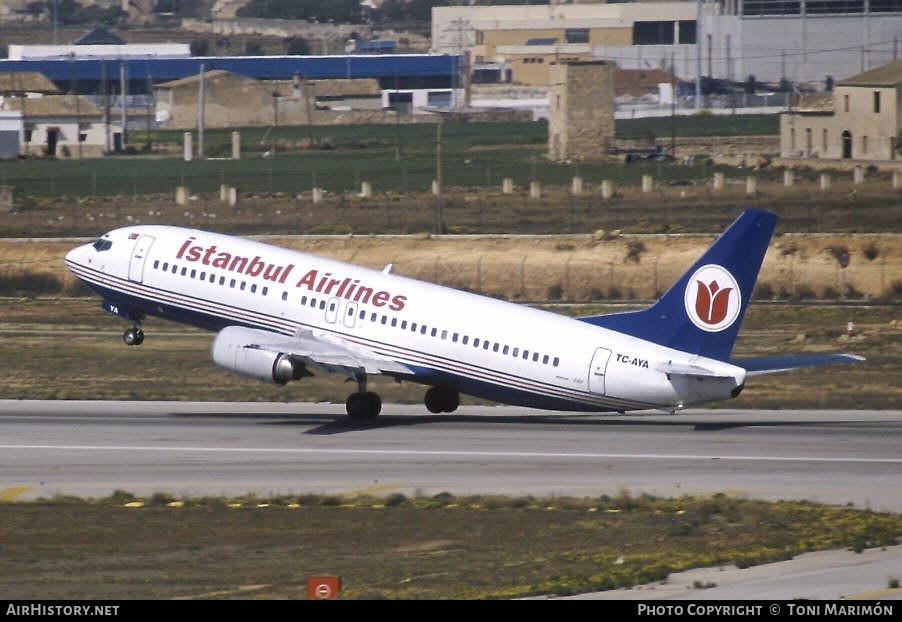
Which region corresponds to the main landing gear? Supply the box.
[424,386,460,414]
[345,372,382,420]
[344,376,461,420]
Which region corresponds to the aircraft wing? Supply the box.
[213,325,413,380]
[729,353,865,376]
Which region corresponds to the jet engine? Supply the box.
[212,326,308,385]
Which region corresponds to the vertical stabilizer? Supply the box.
[580,209,777,360]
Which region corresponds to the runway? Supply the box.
[1,400,900,601]
[1,401,900,511]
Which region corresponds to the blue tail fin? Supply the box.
[579,209,777,361]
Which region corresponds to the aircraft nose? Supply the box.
[64,242,93,270]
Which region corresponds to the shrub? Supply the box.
[624,239,646,263]
[862,242,879,261]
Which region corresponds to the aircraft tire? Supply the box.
[346,391,381,419]
[425,387,459,413]
[123,328,144,346]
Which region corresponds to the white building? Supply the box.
[433,1,902,89]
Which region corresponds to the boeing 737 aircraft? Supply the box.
[65,209,863,419]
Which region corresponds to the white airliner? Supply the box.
[64,209,863,420]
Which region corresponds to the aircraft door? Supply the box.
[325,297,340,324]
[588,347,612,395]
[343,302,358,328]
[128,235,156,283]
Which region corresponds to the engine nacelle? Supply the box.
[212,326,305,385]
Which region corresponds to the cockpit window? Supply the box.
[92,239,112,252]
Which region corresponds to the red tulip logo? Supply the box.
[695,279,733,325]
[684,265,741,332]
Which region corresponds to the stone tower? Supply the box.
[548,61,614,161]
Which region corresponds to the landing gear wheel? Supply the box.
[424,387,460,413]
[123,327,144,346]
[346,391,382,420]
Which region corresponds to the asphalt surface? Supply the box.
[1,400,900,601]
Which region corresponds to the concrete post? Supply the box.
[641,174,653,193]
[231,131,241,160]
[784,170,794,187]
[530,180,541,198]
[713,171,724,190]
[746,176,757,195]
[183,132,193,162]
[894,170,902,189]
[601,179,613,199]
[853,165,865,184]
[502,178,514,194]
[227,186,238,206]
[175,186,189,205]
[312,187,323,203]
[571,176,583,195]
[820,173,831,191]
[360,181,372,198]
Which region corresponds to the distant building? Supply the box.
[154,70,383,129]
[548,61,615,161]
[780,60,902,161]
[433,2,902,89]
[2,94,122,158]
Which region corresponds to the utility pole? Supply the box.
[197,64,205,159]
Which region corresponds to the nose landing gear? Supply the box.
[123,324,144,346]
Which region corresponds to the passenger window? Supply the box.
[474,338,480,347]
[552,357,560,367]
[230,279,236,288]
[209,274,215,283]
[391,318,398,327]
[171,265,177,274]
[431,328,437,337]
[319,300,325,310]
[493,343,499,352]
[153,260,160,269]
[181,267,187,276]
[262,286,268,295]
[502,345,509,355]
[381,315,387,325]
[190,269,196,279]
[282,291,288,301]
[441,330,447,339]
[542,355,549,364]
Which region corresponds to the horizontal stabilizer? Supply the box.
[655,360,736,379]
[730,353,865,376]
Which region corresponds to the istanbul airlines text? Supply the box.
[65,210,863,420]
